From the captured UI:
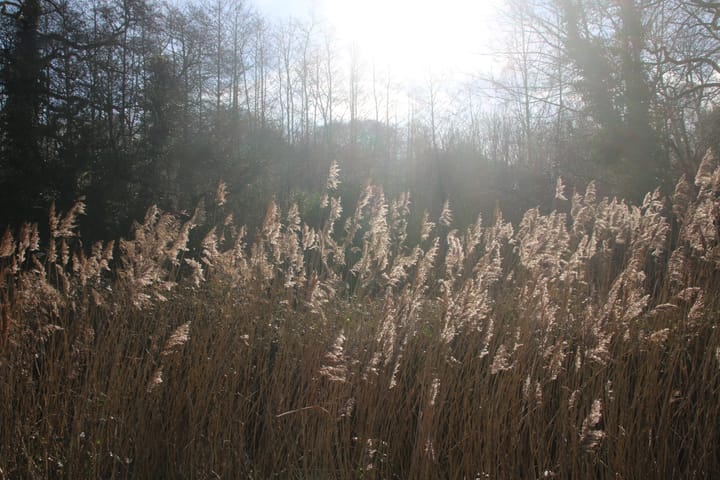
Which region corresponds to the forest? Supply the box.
[1,0,720,478]
[0,0,717,234]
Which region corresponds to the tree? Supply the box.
[557,0,666,196]
[1,0,49,222]
[493,0,677,198]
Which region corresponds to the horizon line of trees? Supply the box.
[1,0,719,239]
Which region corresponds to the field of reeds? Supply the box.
[2,152,720,479]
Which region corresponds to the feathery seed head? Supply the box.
[0,230,14,258]
[326,160,341,191]
[215,180,227,207]
[162,322,191,356]
[580,399,605,452]
[695,149,717,189]
[420,210,435,242]
[555,177,568,201]
[439,199,453,227]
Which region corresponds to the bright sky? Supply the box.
[254,0,501,84]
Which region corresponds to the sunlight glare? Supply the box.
[321,0,498,82]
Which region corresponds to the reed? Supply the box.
[2,154,720,479]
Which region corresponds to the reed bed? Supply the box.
[2,154,720,479]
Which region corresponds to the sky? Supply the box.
[253,0,321,18]
[253,0,502,85]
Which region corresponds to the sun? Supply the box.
[321,0,499,83]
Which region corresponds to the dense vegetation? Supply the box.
[2,155,720,478]
[2,0,720,478]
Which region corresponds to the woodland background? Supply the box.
[1,0,719,236]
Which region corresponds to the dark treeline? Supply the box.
[1,0,719,238]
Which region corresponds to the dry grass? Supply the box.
[2,153,720,479]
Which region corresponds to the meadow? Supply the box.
[2,154,720,479]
